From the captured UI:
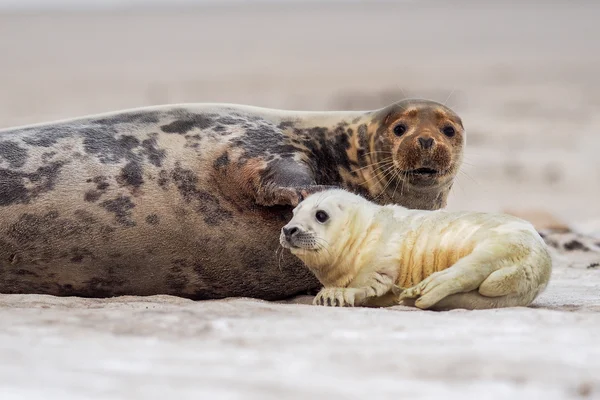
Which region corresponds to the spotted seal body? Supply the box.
[280,189,552,310]
[0,100,464,299]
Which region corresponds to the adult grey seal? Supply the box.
[0,99,465,299]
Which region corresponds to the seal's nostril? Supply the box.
[283,226,300,240]
[418,137,434,149]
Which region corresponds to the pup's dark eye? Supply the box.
[315,210,329,223]
[393,124,407,136]
[442,126,456,137]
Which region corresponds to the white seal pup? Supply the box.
[280,189,552,310]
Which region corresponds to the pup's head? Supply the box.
[280,189,367,265]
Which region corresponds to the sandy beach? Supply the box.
[0,1,599,399]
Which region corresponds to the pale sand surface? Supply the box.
[1,2,600,399]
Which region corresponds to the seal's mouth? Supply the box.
[407,167,439,176]
[400,166,453,186]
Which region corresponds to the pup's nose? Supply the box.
[283,226,300,241]
[418,137,434,150]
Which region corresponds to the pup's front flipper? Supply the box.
[313,288,364,307]
[314,272,395,307]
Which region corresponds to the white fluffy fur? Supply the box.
[280,189,552,310]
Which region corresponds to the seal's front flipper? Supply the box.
[252,158,339,207]
[313,287,363,307]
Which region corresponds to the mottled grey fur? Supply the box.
[0,101,464,299]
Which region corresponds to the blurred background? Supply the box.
[1,0,598,223]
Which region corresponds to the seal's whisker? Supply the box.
[390,89,408,111]
[362,150,394,156]
[374,168,399,200]
[354,161,388,172]
[391,169,402,200]
[400,170,408,196]
[457,169,481,187]
[354,159,395,173]
[396,85,408,102]
[361,162,396,184]
[363,163,397,188]
[443,87,456,107]
[374,165,401,198]
[452,175,467,196]
[375,166,400,192]
[277,245,284,272]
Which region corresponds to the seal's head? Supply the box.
[370,99,464,192]
[279,189,370,267]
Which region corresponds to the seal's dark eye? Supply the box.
[393,124,407,137]
[442,126,456,137]
[315,210,329,223]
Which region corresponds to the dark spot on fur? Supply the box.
[160,113,214,134]
[213,152,230,169]
[278,120,295,130]
[141,136,166,167]
[41,151,57,163]
[118,161,144,188]
[8,253,18,264]
[157,170,170,188]
[92,111,160,126]
[93,176,110,191]
[231,117,298,163]
[166,259,190,291]
[0,161,66,206]
[217,116,244,125]
[84,190,102,202]
[69,247,94,263]
[83,131,140,164]
[73,209,98,224]
[563,240,589,252]
[0,141,28,168]
[100,195,136,227]
[294,125,351,184]
[7,210,89,246]
[587,262,599,269]
[83,272,126,297]
[20,125,74,147]
[145,214,159,225]
[357,124,369,165]
[335,128,351,153]
[170,164,233,225]
[213,125,226,133]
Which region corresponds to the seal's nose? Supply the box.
[283,226,300,241]
[418,137,434,150]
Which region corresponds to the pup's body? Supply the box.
[280,189,552,310]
